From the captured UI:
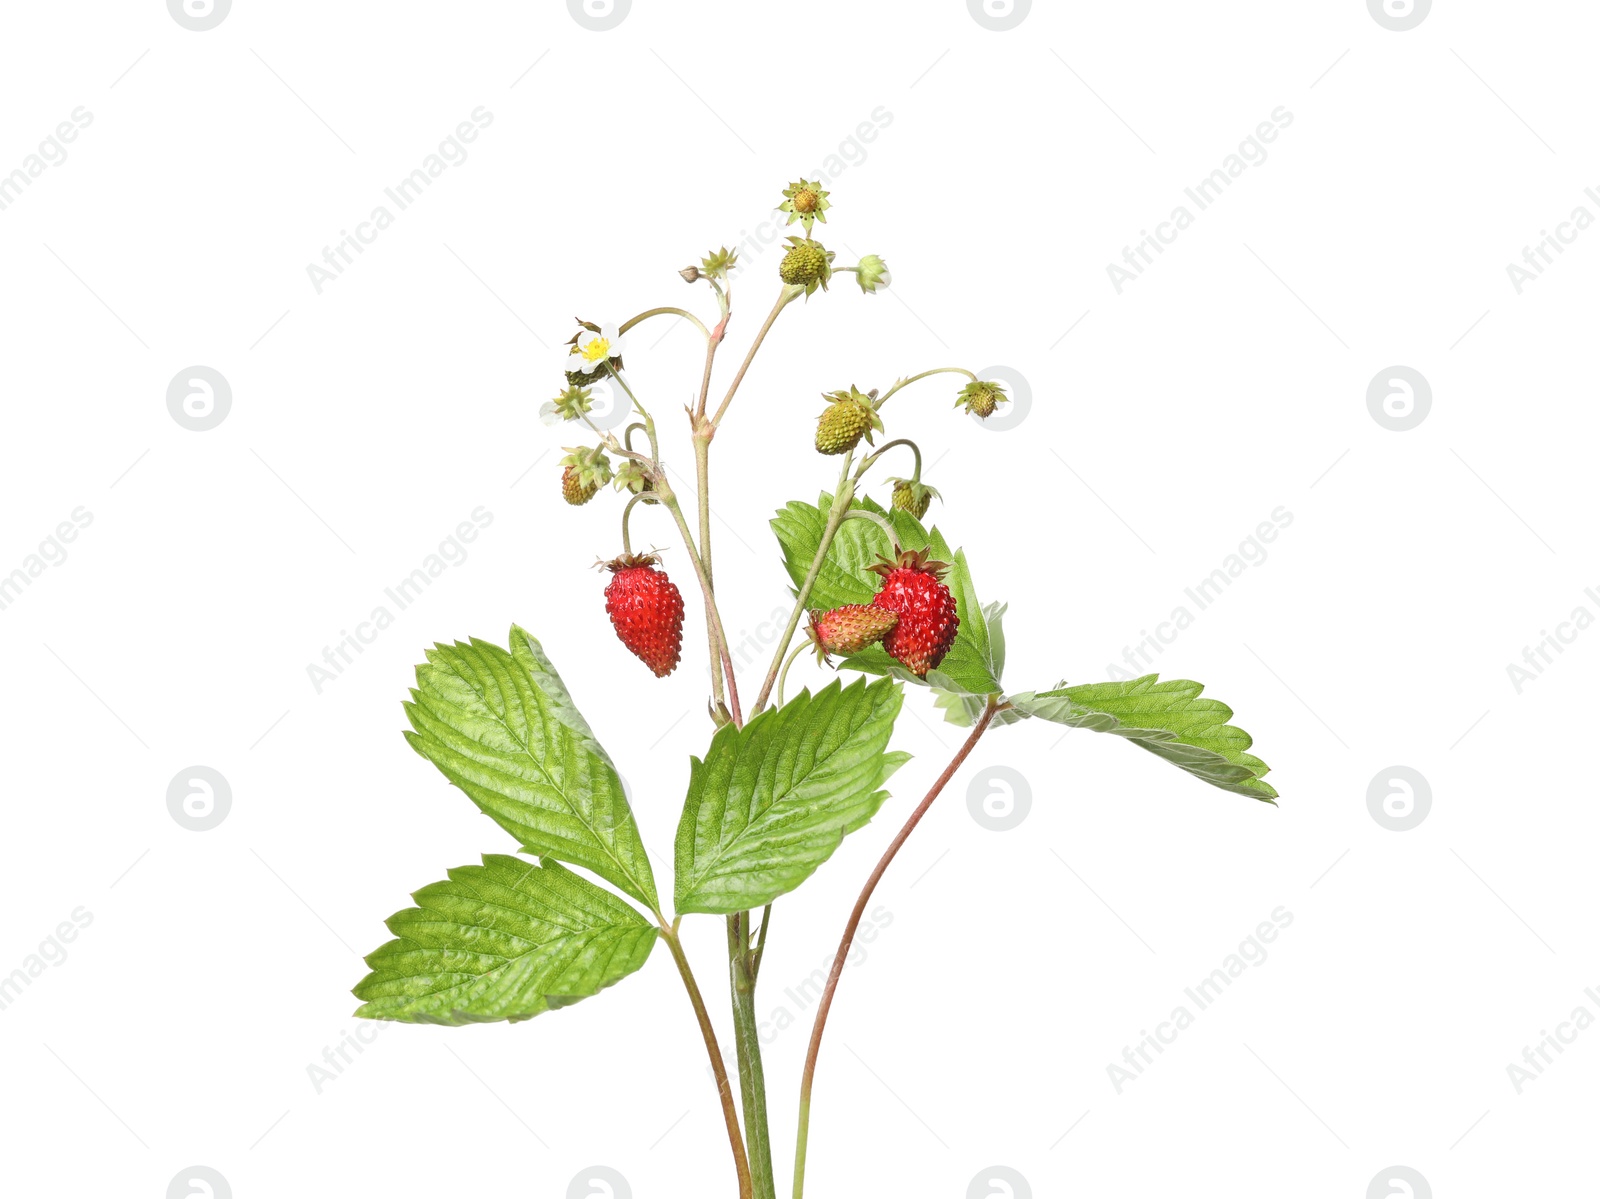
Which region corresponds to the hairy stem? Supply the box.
[775,641,808,709]
[711,287,800,427]
[751,457,854,715]
[660,922,753,1199]
[695,434,723,697]
[659,486,741,724]
[854,438,922,483]
[619,493,656,558]
[791,698,1002,1199]
[620,306,711,340]
[752,904,772,979]
[841,508,899,543]
[728,914,776,1199]
[874,366,977,409]
[694,294,780,1198]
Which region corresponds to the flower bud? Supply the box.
[855,254,890,295]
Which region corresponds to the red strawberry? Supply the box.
[602,553,684,677]
[868,546,959,677]
[807,604,899,663]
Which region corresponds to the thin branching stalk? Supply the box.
[728,913,776,1199]
[775,641,808,709]
[621,306,711,340]
[658,485,742,725]
[618,493,656,557]
[853,438,922,482]
[791,697,1003,1199]
[874,366,977,408]
[841,508,898,543]
[751,456,854,715]
[711,287,801,427]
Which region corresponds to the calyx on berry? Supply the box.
[779,236,834,295]
[955,380,1008,419]
[814,386,884,455]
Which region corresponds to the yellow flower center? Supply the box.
[578,336,612,364]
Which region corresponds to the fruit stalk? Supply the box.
[791,696,1003,1199]
[872,365,977,409]
[619,305,712,340]
[751,458,855,715]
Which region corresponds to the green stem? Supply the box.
[874,366,977,409]
[791,698,1003,1199]
[752,905,772,979]
[841,508,898,544]
[775,641,808,709]
[694,433,722,692]
[619,493,655,557]
[728,914,777,1199]
[660,921,753,1199]
[751,457,855,715]
[658,483,742,725]
[620,306,710,339]
[697,292,777,1197]
[854,438,922,483]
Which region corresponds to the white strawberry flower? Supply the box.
[572,322,626,372]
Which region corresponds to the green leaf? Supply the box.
[353,856,656,1024]
[770,493,1003,696]
[1011,675,1277,802]
[675,677,909,914]
[403,625,659,911]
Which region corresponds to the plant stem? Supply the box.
[694,433,723,691]
[619,493,655,557]
[711,288,800,427]
[658,487,742,724]
[775,641,808,709]
[790,697,1002,1199]
[751,458,855,715]
[752,905,772,979]
[853,438,922,483]
[728,914,777,1199]
[841,508,898,543]
[660,921,753,1199]
[620,306,711,340]
[874,366,977,409]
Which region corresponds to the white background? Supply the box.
[1,1,1594,1196]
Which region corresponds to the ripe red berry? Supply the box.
[602,553,684,677]
[868,546,959,677]
[807,604,899,663]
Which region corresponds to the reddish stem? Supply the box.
[791,696,1001,1195]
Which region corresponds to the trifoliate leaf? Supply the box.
[403,626,660,911]
[770,493,1003,696]
[353,856,656,1024]
[1010,675,1277,802]
[675,677,909,914]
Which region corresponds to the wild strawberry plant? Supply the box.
[351,181,1278,1199]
